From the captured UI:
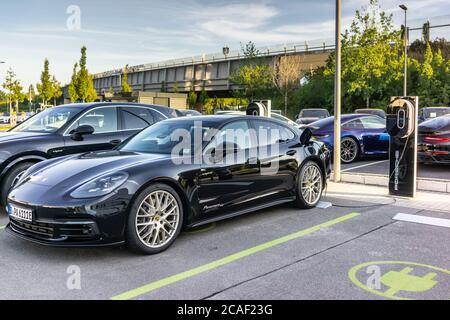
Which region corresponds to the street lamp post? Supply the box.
[334,0,342,182]
[400,4,408,96]
[223,46,230,59]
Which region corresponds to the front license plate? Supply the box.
[7,204,33,222]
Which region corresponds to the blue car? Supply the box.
[307,114,389,163]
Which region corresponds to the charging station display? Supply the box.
[246,100,272,117]
[386,97,419,197]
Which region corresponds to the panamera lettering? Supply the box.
[203,204,224,211]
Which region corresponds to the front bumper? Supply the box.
[5,197,129,247]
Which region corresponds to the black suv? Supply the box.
[0,102,179,206]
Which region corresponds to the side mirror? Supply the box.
[70,125,95,141]
[300,127,313,145]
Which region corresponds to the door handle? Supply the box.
[110,139,122,145]
[286,150,297,156]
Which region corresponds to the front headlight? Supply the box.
[70,172,128,199]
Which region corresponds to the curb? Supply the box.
[330,172,450,194]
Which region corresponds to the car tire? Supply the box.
[126,183,184,255]
[341,137,359,163]
[1,162,35,207]
[294,161,324,209]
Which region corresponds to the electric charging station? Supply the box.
[386,96,419,198]
[246,100,272,117]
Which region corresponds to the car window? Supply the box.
[12,107,81,133]
[208,120,254,151]
[69,107,118,134]
[360,117,385,129]
[343,118,364,129]
[120,120,213,155]
[122,107,154,130]
[150,110,167,122]
[252,120,295,146]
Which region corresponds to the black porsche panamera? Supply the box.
[6,115,331,254]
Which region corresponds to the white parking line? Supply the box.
[342,160,388,173]
[393,213,450,228]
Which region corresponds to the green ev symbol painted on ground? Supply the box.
[348,261,450,300]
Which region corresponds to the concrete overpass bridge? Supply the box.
[92,41,334,97]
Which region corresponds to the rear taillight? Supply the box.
[423,136,450,143]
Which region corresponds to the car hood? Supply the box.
[0,131,51,142]
[22,150,170,188]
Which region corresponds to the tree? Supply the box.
[77,46,91,102]
[199,86,209,104]
[173,81,179,93]
[68,63,79,102]
[2,68,16,113]
[188,90,197,110]
[230,41,272,101]
[241,41,259,59]
[37,59,53,105]
[0,90,6,102]
[27,84,36,111]
[273,54,303,114]
[86,74,98,102]
[2,68,25,114]
[160,80,166,93]
[50,76,62,106]
[121,65,132,94]
[324,0,403,108]
[292,67,334,115]
[414,43,450,107]
[68,47,98,102]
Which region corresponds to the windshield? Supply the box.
[423,108,450,119]
[119,120,214,155]
[11,107,81,133]
[300,110,328,118]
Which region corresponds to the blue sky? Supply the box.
[1,0,449,88]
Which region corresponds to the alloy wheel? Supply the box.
[135,190,180,249]
[300,163,323,206]
[341,138,358,163]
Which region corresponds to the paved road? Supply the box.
[341,158,450,181]
[0,184,448,300]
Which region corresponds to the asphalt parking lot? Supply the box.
[0,182,448,300]
[341,158,450,181]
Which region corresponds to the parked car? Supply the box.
[0,102,178,206]
[308,114,389,163]
[6,115,331,254]
[214,110,301,129]
[0,113,10,124]
[271,113,302,129]
[355,108,386,119]
[296,109,330,125]
[418,115,450,164]
[178,109,202,117]
[418,107,450,123]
